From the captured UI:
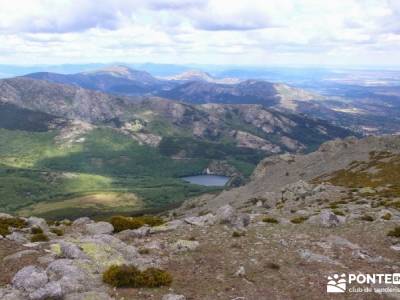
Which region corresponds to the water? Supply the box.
[181,175,229,186]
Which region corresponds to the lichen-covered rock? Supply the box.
[12,266,48,293]
[6,232,28,244]
[85,222,114,235]
[59,241,88,259]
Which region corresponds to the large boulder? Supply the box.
[72,217,93,227]
[59,241,88,259]
[308,210,345,228]
[184,214,216,226]
[12,266,48,293]
[85,222,113,235]
[215,205,236,224]
[29,282,62,300]
[27,217,49,232]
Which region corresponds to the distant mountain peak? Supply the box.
[167,70,241,84]
[83,65,156,82]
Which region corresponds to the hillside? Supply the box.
[1,135,400,299]
[0,76,355,219]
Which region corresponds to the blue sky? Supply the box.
[0,0,399,67]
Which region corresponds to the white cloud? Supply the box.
[0,0,399,66]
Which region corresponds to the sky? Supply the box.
[0,0,400,67]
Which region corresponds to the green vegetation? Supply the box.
[381,213,392,220]
[102,265,172,288]
[232,231,246,237]
[31,227,43,234]
[262,217,279,224]
[110,215,164,232]
[332,210,345,216]
[50,228,64,236]
[31,233,49,242]
[0,217,27,236]
[387,226,400,238]
[360,215,374,222]
[290,216,308,224]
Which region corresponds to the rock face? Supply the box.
[85,222,114,235]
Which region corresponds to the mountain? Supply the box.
[25,65,172,96]
[166,70,241,84]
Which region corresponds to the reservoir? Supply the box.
[182,175,229,186]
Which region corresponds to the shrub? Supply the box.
[0,217,28,236]
[381,213,392,221]
[232,231,245,238]
[387,226,400,238]
[265,262,280,270]
[31,227,43,234]
[111,215,164,233]
[290,216,308,224]
[102,265,172,288]
[31,233,49,242]
[50,228,64,236]
[332,210,345,216]
[360,215,374,222]
[262,217,279,224]
[329,203,339,209]
[138,248,150,255]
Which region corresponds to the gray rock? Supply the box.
[72,217,93,226]
[59,242,88,259]
[116,226,150,239]
[3,250,39,262]
[215,205,236,224]
[162,294,186,300]
[12,266,48,293]
[27,217,49,232]
[6,232,28,244]
[298,249,344,266]
[184,213,216,226]
[234,266,246,277]
[150,220,184,234]
[233,213,251,228]
[0,213,14,219]
[308,210,344,228]
[0,288,25,300]
[85,222,113,235]
[29,281,62,300]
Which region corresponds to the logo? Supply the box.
[327,273,346,293]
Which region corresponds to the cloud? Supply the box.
[0,0,399,66]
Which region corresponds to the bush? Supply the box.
[381,213,392,221]
[290,216,308,224]
[31,233,49,242]
[0,217,28,236]
[103,265,172,288]
[387,226,400,238]
[262,217,279,224]
[232,231,245,238]
[110,215,165,233]
[31,227,43,234]
[138,248,150,255]
[50,228,64,236]
[360,215,374,222]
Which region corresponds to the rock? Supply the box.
[72,217,93,226]
[233,213,251,228]
[325,235,359,250]
[85,222,113,235]
[116,226,150,239]
[281,180,313,201]
[6,232,28,244]
[29,281,62,300]
[0,288,25,300]
[65,291,112,300]
[215,205,236,224]
[0,213,14,219]
[390,244,400,251]
[307,210,344,228]
[162,294,186,300]
[170,240,200,252]
[59,241,88,259]
[12,266,48,293]
[184,213,216,226]
[298,249,344,266]
[234,266,246,277]
[27,217,49,232]
[3,250,39,262]
[150,220,184,234]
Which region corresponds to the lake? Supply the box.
[181,175,229,186]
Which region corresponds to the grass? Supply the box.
[381,213,392,220]
[31,233,49,242]
[102,265,172,288]
[360,215,374,222]
[0,217,27,236]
